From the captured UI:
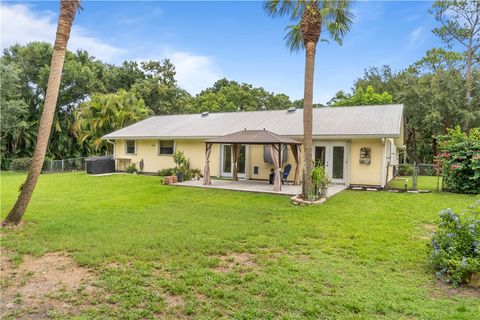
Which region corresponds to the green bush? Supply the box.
[311,165,330,198]
[429,200,480,286]
[436,127,480,194]
[126,163,137,174]
[397,164,413,176]
[158,168,176,176]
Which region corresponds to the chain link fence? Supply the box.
[387,162,443,192]
[9,157,87,173]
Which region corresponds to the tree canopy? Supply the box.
[0,42,304,169]
[329,85,393,106]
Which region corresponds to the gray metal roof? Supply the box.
[205,129,302,145]
[102,104,404,140]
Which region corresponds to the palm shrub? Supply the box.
[429,200,480,286]
[436,127,480,194]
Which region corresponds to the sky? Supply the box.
[1,0,445,104]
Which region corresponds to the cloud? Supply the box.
[134,47,223,95]
[168,50,222,95]
[1,3,124,62]
[409,27,425,48]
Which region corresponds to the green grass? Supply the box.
[1,172,479,319]
[387,176,443,192]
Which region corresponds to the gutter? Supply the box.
[106,139,115,157]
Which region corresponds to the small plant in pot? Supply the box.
[173,151,190,182]
[311,165,330,199]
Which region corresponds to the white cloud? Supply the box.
[134,48,223,95]
[168,50,222,94]
[1,3,124,62]
[1,3,223,94]
[409,27,425,48]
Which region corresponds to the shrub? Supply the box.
[429,200,480,286]
[126,163,137,174]
[10,158,32,171]
[190,168,203,179]
[397,164,413,176]
[158,168,176,176]
[436,127,480,194]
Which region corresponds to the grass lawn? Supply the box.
[387,176,442,192]
[1,172,479,319]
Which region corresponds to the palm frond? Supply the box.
[285,25,304,52]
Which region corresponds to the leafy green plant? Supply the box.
[436,127,480,194]
[125,163,137,174]
[311,165,330,198]
[158,168,176,177]
[429,199,480,286]
[397,164,414,176]
[190,168,203,179]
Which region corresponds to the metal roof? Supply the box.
[102,104,404,140]
[205,129,302,145]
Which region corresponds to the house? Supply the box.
[102,104,404,188]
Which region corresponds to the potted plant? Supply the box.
[311,165,330,199]
[173,151,190,182]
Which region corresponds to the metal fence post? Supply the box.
[61,159,64,172]
[412,162,417,190]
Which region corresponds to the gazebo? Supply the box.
[202,129,302,192]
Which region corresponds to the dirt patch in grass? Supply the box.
[415,224,436,240]
[211,252,258,274]
[431,279,480,299]
[0,249,105,319]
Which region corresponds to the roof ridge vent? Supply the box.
[201,111,209,117]
[287,107,296,113]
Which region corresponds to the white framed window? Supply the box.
[125,140,136,154]
[158,140,175,155]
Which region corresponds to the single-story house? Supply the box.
[102,104,404,188]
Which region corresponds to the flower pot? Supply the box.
[176,172,184,182]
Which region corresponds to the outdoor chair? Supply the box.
[282,164,292,184]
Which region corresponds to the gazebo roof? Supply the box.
[205,129,302,145]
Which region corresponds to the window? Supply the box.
[158,140,175,155]
[126,140,136,154]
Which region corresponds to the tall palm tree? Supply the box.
[264,0,354,199]
[3,0,80,226]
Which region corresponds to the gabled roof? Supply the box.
[205,129,302,145]
[102,104,404,140]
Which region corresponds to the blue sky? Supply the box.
[1,1,444,103]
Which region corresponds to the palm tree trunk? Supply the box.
[3,0,79,226]
[302,41,316,199]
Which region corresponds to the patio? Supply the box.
[174,179,347,197]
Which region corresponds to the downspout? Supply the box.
[106,139,116,170]
[106,139,115,156]
[381,138,386,188]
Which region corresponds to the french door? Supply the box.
[314,142,347,184]
[221,144,246,178]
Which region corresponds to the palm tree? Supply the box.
[3,0,80,226]
[264,0,354,199]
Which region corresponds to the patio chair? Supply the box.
[282,164,292,185]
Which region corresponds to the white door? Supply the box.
[221,144,246,178]
[314,142,347,184]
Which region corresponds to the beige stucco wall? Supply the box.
[349,139,384,186]
[114,138,396,187]
[114,139,220,175]
[247,145,299,181]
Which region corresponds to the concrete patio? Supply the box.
[173,179,347,197]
